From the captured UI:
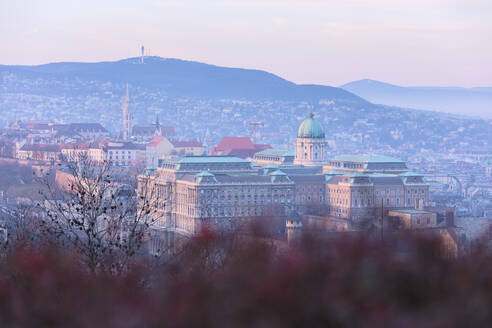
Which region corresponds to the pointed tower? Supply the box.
[154,114,162,136]
[203,128,211,149]
[122,84,131,140]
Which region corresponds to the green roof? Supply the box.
[195,171,215,177]
[367,173,398,177]
[332,154,404,163]
[345,172,369,178]
[297,113,325,139]
[391,209,432,215]
[399,171,423,177]
[269,170,287,176]
[325,170,343,175]
[255,148,295,157]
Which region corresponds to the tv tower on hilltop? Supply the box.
[141,45,145,63]
[122,83,131,140]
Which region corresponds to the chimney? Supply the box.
[445,210,455,227]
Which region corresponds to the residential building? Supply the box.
[16,144,62,162]
[171,140,204,156]
[105,142,141,167]
[146,136,174,168]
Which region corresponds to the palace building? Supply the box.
[139,113,430,236]
[140,156,296,235]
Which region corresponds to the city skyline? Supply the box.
[1,0,491,87]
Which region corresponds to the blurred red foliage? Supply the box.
[0,232,491,327]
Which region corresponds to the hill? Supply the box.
[1,58,492,153]
[340,79,492,118]
[0,57,367,104]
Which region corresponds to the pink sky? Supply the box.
[1,0,491,87]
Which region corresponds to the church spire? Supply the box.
[154,114,162,136]
[122,83,131,140]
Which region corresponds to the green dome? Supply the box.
[297,113,325,138]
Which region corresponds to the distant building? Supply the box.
[139,113,431,236]
[61,142,91,162]
[324,154,409,174]
[132,118,175,142]
[53,123,109,142]
[325,170,429,221]
[17,144,62,162]
[170,140,204,156]
[146,136,174,168]
[105,142,141,167]
[140,156,295,235]
[388,209,437,229]
[252,149,294,166]
[209,137,271,159]
[7,120,109,144]
[122,84,131,141]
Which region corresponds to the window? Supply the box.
[417,218,421,224]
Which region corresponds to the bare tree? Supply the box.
[0,203,43,252]
[36,154,160,274]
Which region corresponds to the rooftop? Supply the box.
[332,154,404,164]
[164,156,250,164]
[390,209,433,215]
[148,136,166,147]
[171,140,202,148]
[399,171,424,177]
[214,137,255,150]
[254,149,294,157]
[297,113,325,139]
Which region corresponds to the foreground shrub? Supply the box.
[0,232,491,327]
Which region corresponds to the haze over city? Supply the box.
[2,1,492,326]
[1,0,491,87]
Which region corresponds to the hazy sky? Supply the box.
[1,0,491,87]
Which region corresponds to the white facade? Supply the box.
[294,137,328,166]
